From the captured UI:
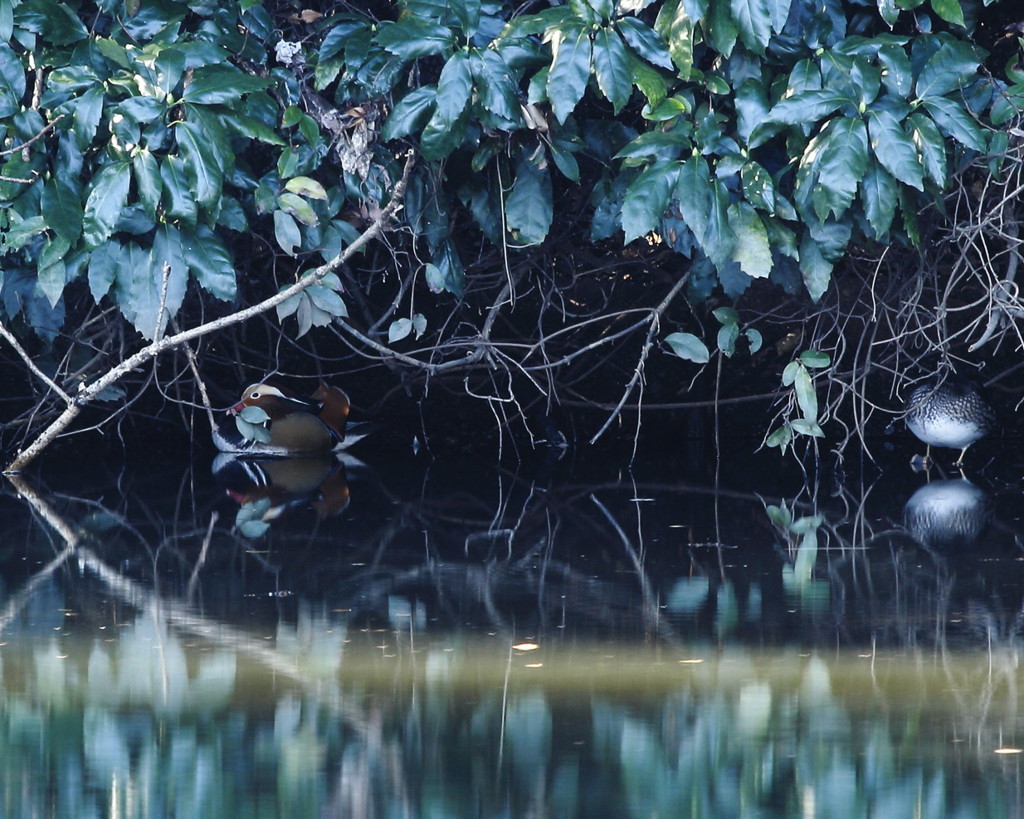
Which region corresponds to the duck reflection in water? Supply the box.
[903,478,992,551]
[213,454,351,536]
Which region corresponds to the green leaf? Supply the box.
[781,359,801,386]
[731,0,772,53]
[860,161,898,240]
[768,89,844,125]
[907,112,947,187]
[615,130,691,161]
[82,162,131,249]
[420,106,466,160]
[676,155,711,245]
[655,0,694,75]
[548,135,580,181]
[809,117,869,221]
[132,150,162,219]
[389,317,412,343]
[665,331,710,363]
[713,306,740,325]
[765,424,792,451]
[160,156,198,224]
[175,120,222,210]
[180,224,236,300]
[239,405,269,424]
[506,156,553,245]
[0,0,12,41]
[412,312,427,338]
[15,0,87,44]
[867,110,923,190]
[319,19,367,60]
[284,176,328,200]
[274,210,301,256]
[69,86,105,151]
[435,49,473,128]
[277,291,301,322]
[381,86,437,141]
[728,202,772,279]
[87,241,119,303]
[766,0,792,30]
[621,161,679,243]
[40,174,83,245]
[877,0,898,26]
[793,364,817,421]
[616,16,673,70]
[116,96,165,125]
[735,81,770,146]
[799,220,849,301]
[0,44,25,118]
[878,45,913,96]
[766,502,792,529]
[150,224,189,323]
[375,19,454,60]
[921,96,986,152]
[427,242,465,296]
[704,0,738,57]
[915,38,979,99]
[223,112,286,145]
[745,327,763,353]
[927,0,964,27]
[718,321,739,356]
[800,350,831,368]
[581,0,612,19]
[471,50,521,128]
[799,240,832,302]
[114,242,166,339]
[277,192,319,226]
[546,24,591,123]
[307,284,347,317]
[740,161,775,214]
[790,418,824,437]
[593,27,631,113]
[37,236,69,308]
[702,181,736,272]
[181,64,268,104]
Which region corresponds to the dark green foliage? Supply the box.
[0,0,1013,350]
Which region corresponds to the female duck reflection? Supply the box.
[903,478,992,551]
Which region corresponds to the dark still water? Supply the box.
[2,429,1024,816]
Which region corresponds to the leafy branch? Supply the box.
[2,152,415,474]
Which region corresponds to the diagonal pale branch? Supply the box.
[588,271,690,444]
[3,151,415,474]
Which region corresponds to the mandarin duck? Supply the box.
[905,376,994,467]
[212,382,369,456]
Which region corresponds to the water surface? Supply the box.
[2,431,1023,816]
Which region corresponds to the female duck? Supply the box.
[213,382,367,456]
[905,377,994,466]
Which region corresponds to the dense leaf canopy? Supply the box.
[0,0,1021,460]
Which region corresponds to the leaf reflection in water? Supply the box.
[2,448,1024,816]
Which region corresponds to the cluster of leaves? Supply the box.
[0,0,358,342]
[0,0,1014,379]
[763,349,831,451]
[371,0,1007,305]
